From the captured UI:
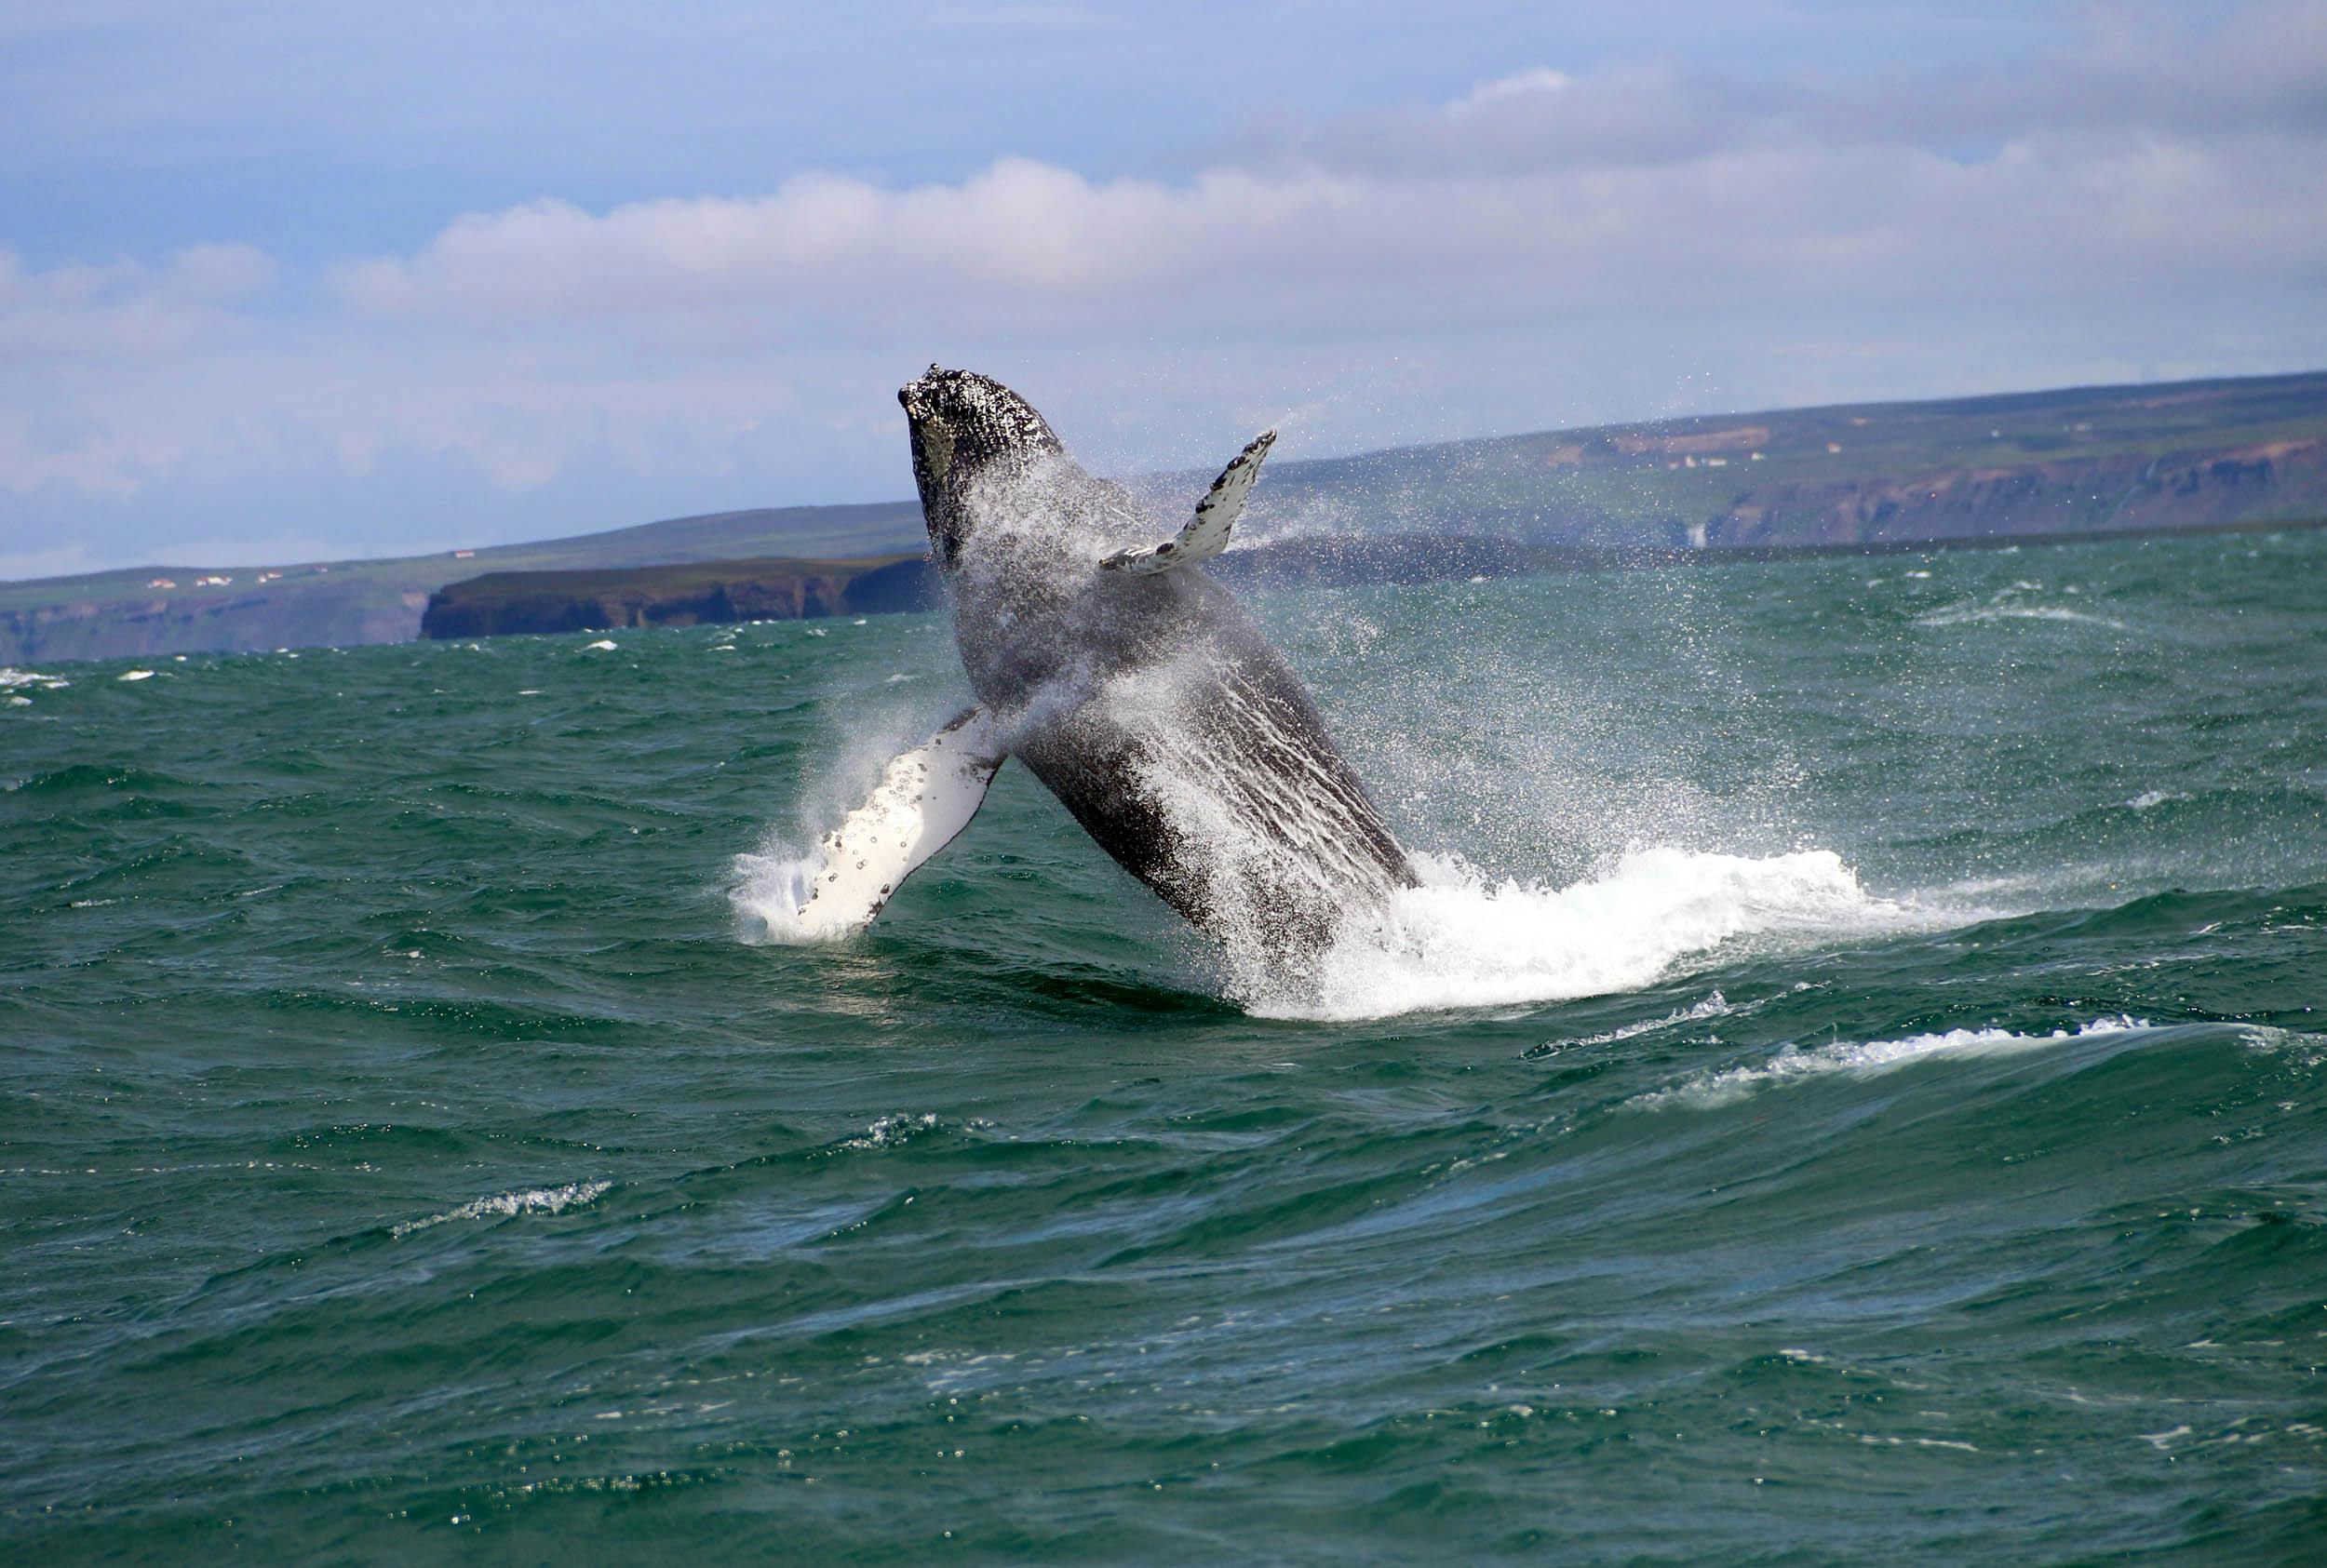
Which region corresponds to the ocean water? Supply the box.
[5,529,2325,1561]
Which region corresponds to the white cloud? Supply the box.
[315,3,2327,342]
[1447,68,1576,114]
[328,101,2325,342]
[0,242,273,363]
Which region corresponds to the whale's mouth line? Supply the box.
[898,365,1076,571]
[897,363,947,421]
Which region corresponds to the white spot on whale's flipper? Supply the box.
[799,706,1005,932]
[1101,429,1274,574]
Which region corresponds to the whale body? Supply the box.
[799,368,1413,971]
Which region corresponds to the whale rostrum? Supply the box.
[800,367,1415,971]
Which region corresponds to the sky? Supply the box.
[3,0,2325,579]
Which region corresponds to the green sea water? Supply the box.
[5,529,2325,1562]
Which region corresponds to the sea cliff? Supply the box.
[420,555,935,638]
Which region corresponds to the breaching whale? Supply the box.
[798,368,1415,969]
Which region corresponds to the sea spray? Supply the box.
[1255,845,1904,1021]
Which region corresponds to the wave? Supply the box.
[391,1180,611,1238]
[838,1113,939,1151]
[1264,846,1916,1022]
[1915,595,2129,631]
[1566,989,1736,1046]
[1,666,71,690]
[1634,1016,2153,1110]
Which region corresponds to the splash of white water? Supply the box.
[1252,846,1910,1022]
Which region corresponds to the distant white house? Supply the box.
[148,578,176,589]
[257,570,281,583]
[453,549,476,558]
[195,574,233,586]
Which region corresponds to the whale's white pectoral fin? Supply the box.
[798,706,1005,932]
[1101,429,1275,575]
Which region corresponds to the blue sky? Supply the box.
[4,1,2323,578]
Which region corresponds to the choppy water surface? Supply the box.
[6,530,2325,1561]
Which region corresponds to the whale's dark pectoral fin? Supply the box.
[797,706,1005,932]
[1101,429,1275,575]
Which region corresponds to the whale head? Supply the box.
[899,366,1065,568]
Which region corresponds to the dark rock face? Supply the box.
[420,555,939,638]
[1708,438,2327,548]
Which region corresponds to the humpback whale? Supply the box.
[799,368,1414,970]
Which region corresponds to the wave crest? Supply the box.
[1635,1016,2154,1110]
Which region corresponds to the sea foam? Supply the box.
[1261,845,1904,1022]
[1635,1016,2153,1110]
[1,667,70,691]
[1915,593,2128,631]
[392,1180,612,1238]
